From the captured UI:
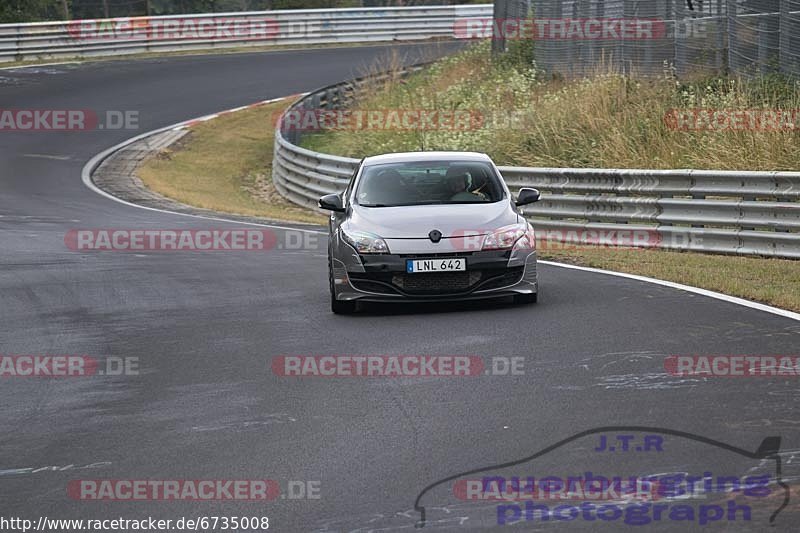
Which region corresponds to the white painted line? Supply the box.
[80,95,800,322]
[80,94,321,236]
[538,260,800,322]
[1,61,80,70]
[23,153,71,161]
[1,41,445,72]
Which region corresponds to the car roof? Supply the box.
[362,151,493,165]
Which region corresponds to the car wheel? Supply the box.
[329,252,356,314]
[514,292,538,305]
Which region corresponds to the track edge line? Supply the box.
[539,260,800,322]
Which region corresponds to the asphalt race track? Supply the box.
[1,44,800,531]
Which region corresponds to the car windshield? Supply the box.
[355,160,504,207]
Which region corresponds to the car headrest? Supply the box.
[376,169,403,181]
[445,166,470,180]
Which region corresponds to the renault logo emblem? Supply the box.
[428,230,442,243]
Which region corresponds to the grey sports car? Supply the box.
[319,151,541,314]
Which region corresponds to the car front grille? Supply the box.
[392,271,483,294]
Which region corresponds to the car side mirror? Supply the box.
[515,187,540,206]
[319,193,345,212]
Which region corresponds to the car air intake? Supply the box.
[392,271,482,294]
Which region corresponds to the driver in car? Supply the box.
[446,167,486,201]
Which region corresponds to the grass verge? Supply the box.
[137,98,326,225]
[540,245,800,313]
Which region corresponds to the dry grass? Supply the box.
[137,99,326,225]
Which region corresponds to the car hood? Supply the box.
[347,202,519,239]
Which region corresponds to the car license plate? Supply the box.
[406,258,466,273]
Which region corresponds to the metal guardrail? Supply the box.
[0,5,491,63]
[272,69,800,259]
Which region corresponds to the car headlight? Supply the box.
[341,229,390,254]
[513,224,536,252]
[482,223,534,251]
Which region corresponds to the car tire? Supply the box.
[514,292,538,305]
[329,252,356,314]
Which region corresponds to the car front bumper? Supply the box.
[330,247,538,303]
